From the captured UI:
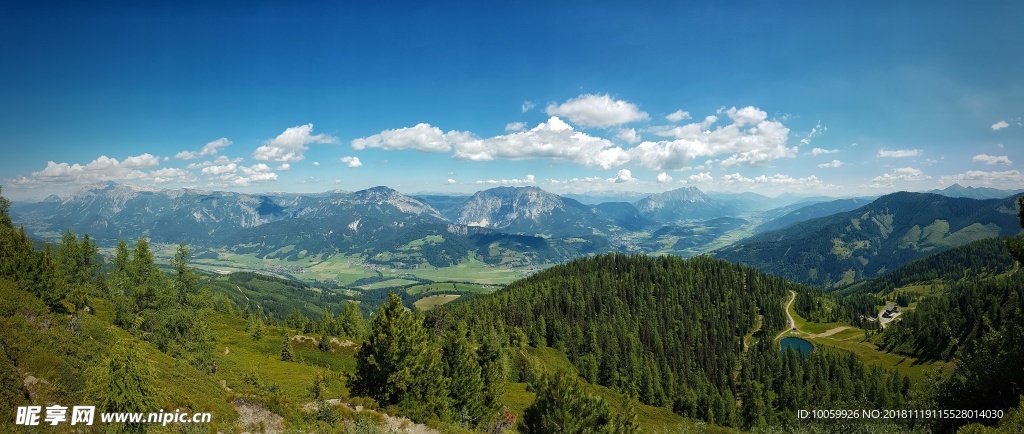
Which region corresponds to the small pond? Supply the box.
[780,337,813,356]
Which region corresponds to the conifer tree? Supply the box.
[522,370,612,433]
[348,292,450,422]
[442,327,486,426]
[281,336,294,362]
[88,339,157,434]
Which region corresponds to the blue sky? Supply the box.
[2,1,1022,200]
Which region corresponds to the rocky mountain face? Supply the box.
[633,186,733,222]
[455,186,620,237]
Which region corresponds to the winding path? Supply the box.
[775,290,797,341]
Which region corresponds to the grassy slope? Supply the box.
[780,292,950,380]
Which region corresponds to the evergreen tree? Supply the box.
[281,336,294,362]
[319,332,331,352]
[348,292,450,422]
[339,301,365,338]
[522,370,612,434]
[88,339,158,434]
[442,328,487,426]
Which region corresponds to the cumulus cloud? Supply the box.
[253,124,337,162]
[505,122,526,132]
[521,101,536,113]
[121,153,160,168]
[634,106,793,170]
[175,138,232,160]
[545,94,649,127]
[447,178,457,185]
[939,170,1024,188]
[877,148,922,158]
[972,154,1013,165]
[475,174,536,186]
[148,168,195,184]
[186,155,244,169]
[361,105,795,172]
[681,172,714,184]
[611,169,636,183]
[868,167,930,187]
[200,138,231,156]
[818,160,843,168]
[352,123,471,152]
[811,147,838,156]
[340,156,363,168]
[453,116,630,169]
[174,151,198,160]
[666,110,691,122]
[717,173,830,192]
[656,172,673,183]
[24,155,154,184]
[616,128,640,144]
[991,120,1009,130]
[276,163,290,171]
[312,161,320,167]
[201,162,277,186]
[10,154,207,191]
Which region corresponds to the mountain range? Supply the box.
[10,182,1024,284]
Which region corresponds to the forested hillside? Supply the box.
[716,192,1021,288]
[433,253,917,430]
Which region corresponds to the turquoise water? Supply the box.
[780,337,813,356]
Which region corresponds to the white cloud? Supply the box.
[666,110,691,122]
[521,101,536,113]
[877,148,923,158]
[681,172,714,184]
[505,122,526,132]
[811,147,838,156]
[175,138,232,160]
[475,174,536,186]
[656,172,673,183]
[868,167,931,187]
[800,121,826,145]
[616,128,640,144]
[202,163,277,186]
[340,156,363,168]
[545,94,649,128]
[718,173,830,191]
[313,161,320,167]
[277,163,291,171]
[351,123,470,152]
[447,178,457,185]
[726,106,769,126]
[818,160,843,168]
[635,107,792,170]
[972,154,1013,165]
[991,120,1009,130]
[453,116,630,169]
[201,163,238,178]
[611,169,636,183]
[186,155,243,169]
[939,170,1024,188]
[253,124,337,162]
[147,168,195,184]
[121,153,160,168]
[200,138,232,156]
